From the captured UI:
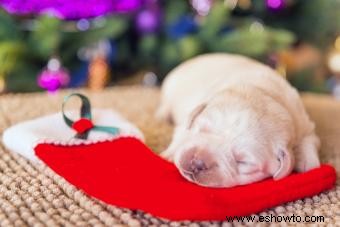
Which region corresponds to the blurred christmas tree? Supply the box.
[0,0,339,93]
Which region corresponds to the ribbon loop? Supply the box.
[62,93,120,139]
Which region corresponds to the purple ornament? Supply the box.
[37,58,70,92]
[0,0,142,20]
[135,0,161,34]
[266,0,285,10]
[136,9,159,33]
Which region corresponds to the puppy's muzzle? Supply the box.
[179,148,217,181]
[182,158,209,181]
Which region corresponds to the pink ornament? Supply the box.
[37,58,70,93]
[266,0,285,10]
[191,0,212,16]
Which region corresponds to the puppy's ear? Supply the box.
[273,149,294,180]
[187,103,207,129]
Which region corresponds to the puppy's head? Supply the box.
[169,96,294,188]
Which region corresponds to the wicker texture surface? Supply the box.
[0,86,340,227]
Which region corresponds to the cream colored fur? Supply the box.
[158,53,320,188]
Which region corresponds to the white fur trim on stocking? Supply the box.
[2,109,144,162]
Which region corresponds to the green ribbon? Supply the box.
[62,93,120,140]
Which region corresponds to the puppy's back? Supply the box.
[159,53,313,138]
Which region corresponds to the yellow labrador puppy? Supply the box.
[158,53,320,188]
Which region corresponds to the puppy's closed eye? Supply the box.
[237,161,260,174]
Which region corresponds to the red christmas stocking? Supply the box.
[35,136,336,221]
[23,93,335,221]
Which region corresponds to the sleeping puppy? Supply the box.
[157,53,320,188]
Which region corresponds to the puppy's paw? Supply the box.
[160,148,175,161]
[294,133,321,172]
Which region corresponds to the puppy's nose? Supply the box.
[190,158,208,174]
[179,148,215,177]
